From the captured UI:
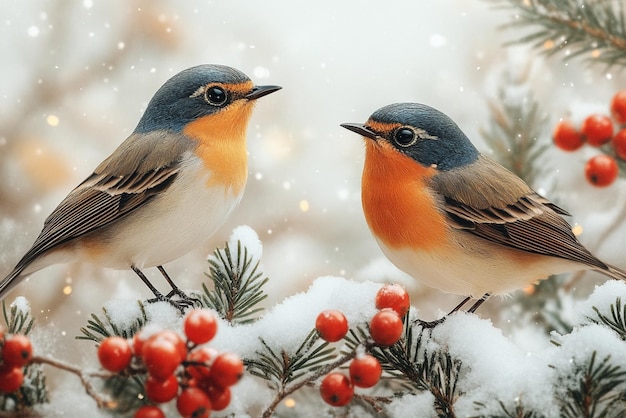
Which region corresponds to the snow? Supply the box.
[10,295,31,316]
[227,224,263,262]
[143,301,181,330]
[386,393,436,417]
[212,275,380,357]
[102,299,143,331]
[9,272,626,416]
[548,324,626,415]
[434,314,557,416]
[576,279,626,325]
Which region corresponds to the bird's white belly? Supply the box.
[95,161,243,269]
[376,234,580,298]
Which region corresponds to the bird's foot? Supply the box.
[413,294,490,328]
[167,288,203,309]
[414,317,446,329]
[147,291,201,314]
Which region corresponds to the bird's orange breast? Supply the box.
[183,100,255,196]
[361,141,449,250]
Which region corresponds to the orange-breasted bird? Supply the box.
[342,103,626,318]
[0,64,281,308]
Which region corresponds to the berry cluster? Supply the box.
[0,328,33,393]
[553,90,626,187]
[370,283,409,346]
[96,309,243,418]
[315,284,410,407]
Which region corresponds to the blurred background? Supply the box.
[0,0,625,366]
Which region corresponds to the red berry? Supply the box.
[612,129,626,160]
[134,405,166,418]
[133,333,145,358]
[155,330,187,362]
[210,352,244,388]
[186,346,218,381]
[142,334,183,380]
[320,372,353,407]
[205,384,231,411]
[97,336,132,373]
[349,354,382,388]
[0,365,24,393]
[176,387,211,418]
[611,90,626,125]
[315,310,349,342]
[375,284,410,317]
[369,309,403,346]
[144,374,179,403]
[184,310,218,345]
[585,154,619,187]
[552,120,584,151]
[581,114,614,147]
[2,334,33,368]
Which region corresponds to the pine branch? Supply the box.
[246,330,337,390]
[504,276,575,336]
[13,364,49,409]
[0,298,47,412]
[345,314,462,417]
[352,393,394,415]
[487,0,626,67]
[2,299,34,335]
[246,329,353,417]
[473,399,547,418]
[76,300,147,343]
[588,297,626,340]
[202,239,269,325]
[480,67,548,186]
[556,351,626,418]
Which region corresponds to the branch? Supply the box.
[31,355,116,409]
[261,349,357,418]
[487,0,626,67]
[479,62,548,186]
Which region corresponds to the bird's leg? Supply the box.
[132,266,166,300]
[132,266,194,314]
[415,296,470,329]
[447,296,472,314]
[416,294,489,329]
[467,293,490,313]
[156,266,185,298]
[156,266,201,308]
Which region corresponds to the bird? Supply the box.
[341,102,626,322]
[0,64,281,309]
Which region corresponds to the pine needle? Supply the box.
[486,0,626,67]
[202,239,269,325]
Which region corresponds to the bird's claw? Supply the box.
[146,291,201,314]
[414,317,446,329]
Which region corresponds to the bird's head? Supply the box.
[135,64,281,134]
[342,103,479,171]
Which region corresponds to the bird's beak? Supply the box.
[246,85,282,100]
[340,123,378,140]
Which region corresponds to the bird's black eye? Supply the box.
[394,128,417,147]
[204,86,228,106]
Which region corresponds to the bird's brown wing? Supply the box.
[14,130,193,269]
[429,154,606,269]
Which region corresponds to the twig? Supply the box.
[354,393,394,414]
[30,355,116,409]
[261,349,359,418]
[490,0,626,67]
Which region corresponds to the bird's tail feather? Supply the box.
[0,266,26,298]
[603,264,626,281]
